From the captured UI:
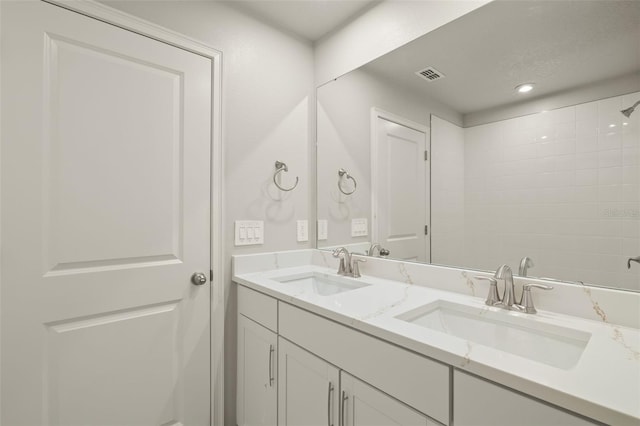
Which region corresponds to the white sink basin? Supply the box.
[395,300,591,370]
[272,271,370,296]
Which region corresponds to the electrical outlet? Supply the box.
[317,219,328,241]
[296,220,309,242]
[235,220,264,246]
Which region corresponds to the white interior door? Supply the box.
[373,113,430,262]
[1,2,212,424]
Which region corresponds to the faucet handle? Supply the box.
[474,276,500,306]
[352,258,366,278]
[518,283,553,314]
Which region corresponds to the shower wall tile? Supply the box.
[462,91,640,291]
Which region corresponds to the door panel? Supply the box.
[237,315,278,426]
[45,34,183,272]
[278,337,340,426]
[1,2,212,424]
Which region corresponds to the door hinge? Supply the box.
[424,150,429,161]
[210,269,214,282]
[425,225,429,235]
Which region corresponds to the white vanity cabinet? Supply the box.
[236,284,603,426]
[278,337,434,426]
[237,286,279,426]
[341,372,434,426]
[278,337,340,426]
[453,371,599,426]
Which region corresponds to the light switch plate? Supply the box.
[317,219,328,241]
[235,220,264,246]
[351,218,368,237]
[296,220,309,242]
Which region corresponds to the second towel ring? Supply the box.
[338,168,357,195]
[274,161,299,192]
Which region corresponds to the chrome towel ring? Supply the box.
[273,161,299,192]
[338,168,357,195]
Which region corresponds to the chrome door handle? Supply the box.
[191,272,207,286]
[340,390,348,426]
[268,344,275,387]
[327,382,334,426]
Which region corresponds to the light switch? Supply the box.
[351,218,368,237]
[317,219,328,241]
[235,220,264,246]
[297,220,309,242]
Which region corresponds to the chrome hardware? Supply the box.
[340,390,348,426]
[367,243,381,256]
[191,272,207,286]
[352,258,366,278]
[327,382,334,426]
[517,283,553,314]
[495,264,517,308]
[367,243,390,257]
[337,168,357,195]
[273,160,299,192]
[518,256,534,277]
[332,247,352,276]
[474,276,500,306]
[268,344,275,386]
[627,256,640,269]
[332,248,365,278]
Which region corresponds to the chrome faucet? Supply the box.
[332,247,352,276]
[367,243,390,257]
[332,247,366,278]
[478,264,553,314]
[495,265,519,309]
[628,256,640,269]
[518,257,534,277]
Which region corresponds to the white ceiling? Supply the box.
[225,0,379,41]
[361,0,640,115]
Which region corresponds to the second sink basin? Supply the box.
[395,300,591,370]
[272,271,370,296]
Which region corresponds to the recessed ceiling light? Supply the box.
[515,83,535,93]
[623,122,629,126]
[609,124,616,128]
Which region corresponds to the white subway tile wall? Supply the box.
[461,92,640,290]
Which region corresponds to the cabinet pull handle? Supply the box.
[268,344,275,387]
[327,382,334,426]
[340,390,348,426]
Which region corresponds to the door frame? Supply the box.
[370,107,430,260]
[0,1,225,424]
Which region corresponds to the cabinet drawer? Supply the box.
[238,284,278,332]
[279,302,450,425]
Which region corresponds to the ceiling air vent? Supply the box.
[415,66,445,82]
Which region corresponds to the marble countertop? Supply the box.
[234,262,640,425]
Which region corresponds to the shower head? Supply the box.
[621,100,640,117]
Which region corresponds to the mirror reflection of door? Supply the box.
[371,109,430,262]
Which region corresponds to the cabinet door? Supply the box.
[454,371,598,426]
[237,315,277,426]
[278,337,340,426]
[341,373,433,426]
